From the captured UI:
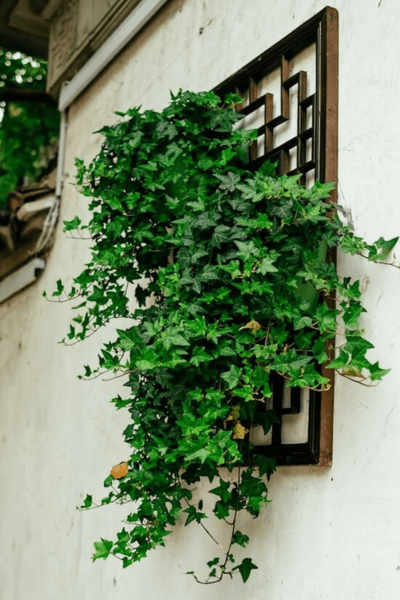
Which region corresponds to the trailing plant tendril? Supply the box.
[47,90,398,584]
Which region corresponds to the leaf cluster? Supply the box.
[0,47,60,208]
[56,90,396,583]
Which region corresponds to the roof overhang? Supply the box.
[0,0,60,58]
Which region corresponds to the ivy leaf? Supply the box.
[206,557,220,568]
[242,320,261,333]
[369,236,398,261]
[252,366,271,390]
[293,315,313,330]
[221,365,242,389]
[198,157,214,170]
[340,233,366,256]
[142,322,159,340]
[326,350,350,370]
[255,455,277,479]
[214,501,231,519]
[194,211,219,230]
[269,351,312,372]
[117,528,130,543]
[92,539,113,561]
[369,362,391,381]
[81,494,93,509]
[342,301,366,329]
[257,257,278,274]
[214,171,240,192]
[236,180,265,203]
[211,225,231,247]
[315,303,338,333]
[116,328,140,351]
[210,109,242,132]
[209,479,231,503]
[235,240,259,261]
[192,277,202,294]
[312,338,328,364]
[200,265,220,282]
[345,336,374,354]
[215,343,236,357]
[63,216,82,232]
[52,279,64,297]
[187,199,206,212]
[183,505,207,526]
[190,347,213,366]
[191,249,209,264]
[176,247,192,269]
[186,448,211,464]
[233,422,249,439]
[162,333,190,351]
[136,351,157,370]
[103,475,114,488]
[232,531,250,547]
[219,260,242,279]
[233,558,258,583]
[269,199,293,219]
[256,410,280,435]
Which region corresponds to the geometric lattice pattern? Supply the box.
[214,7,338,465]
[237,58,316,185]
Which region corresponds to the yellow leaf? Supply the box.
[225,405,240,423]
[343,366,362,377]
[241,320,261,333]
[111,462,129,479]
[233,422,249,440]
[230,405,240,420]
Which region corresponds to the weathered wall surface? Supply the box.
[1,1,400,599]
[47,0,142,96]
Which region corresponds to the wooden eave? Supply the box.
[0,0,51,58]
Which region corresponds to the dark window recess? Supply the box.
[214,7,338,466]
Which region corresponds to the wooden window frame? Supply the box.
[214,7,338,466]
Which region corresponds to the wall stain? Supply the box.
[199,19,213,35]
[360,275,370,293]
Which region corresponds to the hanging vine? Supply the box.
[48,90,397,584]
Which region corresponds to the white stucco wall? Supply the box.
[1,1,400,598]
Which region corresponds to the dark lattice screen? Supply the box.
[214,7,338,465]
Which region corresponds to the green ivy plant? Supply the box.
[50,90,397,584]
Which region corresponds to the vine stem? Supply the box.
[274,369,330,392]
[337,371,379,387]
[182,497,224,549]
[359,253,400,268]
[102,369,133,381]
[195,465,242,585]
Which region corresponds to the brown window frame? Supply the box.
[214,7,338,466]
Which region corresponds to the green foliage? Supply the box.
[54,90,396,584]
[0,47,60,208]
